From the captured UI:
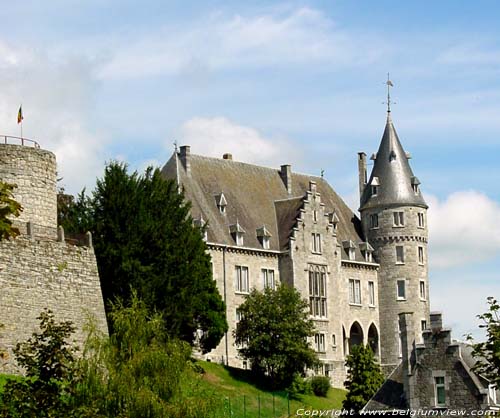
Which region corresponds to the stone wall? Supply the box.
[0,235,108,374]
[0,144,57,236]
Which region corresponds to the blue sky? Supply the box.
[1,0,499,339]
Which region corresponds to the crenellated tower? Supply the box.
[358,109,430,371]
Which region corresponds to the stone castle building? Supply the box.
[161,109,430,386]
[0,139,108,374]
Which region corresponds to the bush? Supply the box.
[310,375,331,397]
[286,373,311,399]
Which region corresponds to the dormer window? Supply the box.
[359,242,374,262]
[342,240,357,261]
[256,225,272,250]
[328,211,339,233]
[370,177,380,197]
[215,192,227,214]
[193,215,208,241]
[411,176,420,194]
[229,221,245,246]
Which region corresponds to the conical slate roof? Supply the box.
[360,112,427,211]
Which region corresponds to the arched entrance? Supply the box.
[368,323,379,357]
[349,321,363,352]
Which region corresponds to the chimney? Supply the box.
[223,153,233,160]
[430,312,443,332]
[280,164,292,195]
[399,312,416,409]
[179,145,191,174]
[358,152,367,201]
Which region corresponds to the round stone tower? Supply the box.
[358,112,430,371]
[0,139,58,237]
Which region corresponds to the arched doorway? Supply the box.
[349,321,363,352]
[368,323,379,357]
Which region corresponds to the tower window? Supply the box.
[397,279,406,300]
[418,213,425,228]
[434,376,446,407]
[419,280,426,300]
[368,281,375,306]
[371,185,378,196]
[421,319,428,331]
[313,210,318,222]
[309,267,327,317]
[369,214,379,229]
[396,246,405,264]
[312,233,322,253]
[349,279,361,305]
[393,211,404,227]
[418,246,424,265]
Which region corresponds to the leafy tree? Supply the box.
[0,181,22,240]
[57,187,93,234]
[0,310,88,418]
[342,344,384,414]
[310,375,331,397]
[234,284,318,389]
[62,162,227,353]
[468,297,500,386]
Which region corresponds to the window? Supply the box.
[418,246,424,265]
[421,320,428,332]
[488,384,497,405]
[235,266,249,293]
[371,185,378,196]
[398,322,402,358]
[262,269,275,290]
[312,233,322,253]
[362,249,373,262]
[368,281,375,306]
[397,279,406,300]
[418,212,425,228]
[262,236,270,249]
[434,376,446,407]
[216,193,227,214]
[369,213,379,229]
[314,333,326,353]
[313,210,318,222]
[419,281,426,300]
[332,334,336,347]
[393,211,404,226]
[236,309,242,323]
[349,279,361,305]
[309,268,327,317]
[396,246,405,264]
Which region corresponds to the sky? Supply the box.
[1,0,499,340]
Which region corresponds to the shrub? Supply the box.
[310,375,331,397]
[286,373,311,399]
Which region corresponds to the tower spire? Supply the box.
[385,73,394,114]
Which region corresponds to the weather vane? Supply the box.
[383,73,395,113]
[173,140,178,152]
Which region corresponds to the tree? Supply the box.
[0,310,85,418]
[468,297,500,386]
[342,344,384,414]
[64,162,227,353]
[234,284,318,389]
[57,187,93,234]
[0,181,22,240]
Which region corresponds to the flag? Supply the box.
[17,106,23,124]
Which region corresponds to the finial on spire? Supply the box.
[384,73,394,113]
[174,140,178,152]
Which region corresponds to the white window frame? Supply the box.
[314,333,326,353]
[418,246,424,265]
[349,279,362,305]
[396,246,405,264]
[393,211,405,227]
[236,232,244,246]
[235,266,249,294]
[418,212,425,228]
[368,281,376,306]
[262,268,275,290]
[311,233,322,254]
[419,280,426,300]
[434,376,446,407]
[262,236,270,249]
[396,279,406,301]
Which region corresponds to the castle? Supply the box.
[161,108,430,386]
[0,138,108,374]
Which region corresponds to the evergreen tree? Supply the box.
[65,162,227,353]
[343,344,384,414]
[234,284,318,389]
[0,181,22,240]
[468,297,500,386]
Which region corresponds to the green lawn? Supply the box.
[197,361,346,417]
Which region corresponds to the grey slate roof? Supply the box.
[363,363,407,411]
[161,151,367,260]
[360,113,427,211]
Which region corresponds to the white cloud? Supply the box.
[97,7,386,79]
[427,191,500,268]
[0,41,106,194]
[176,116,300,168]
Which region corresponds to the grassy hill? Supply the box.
[196,361,346,417]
